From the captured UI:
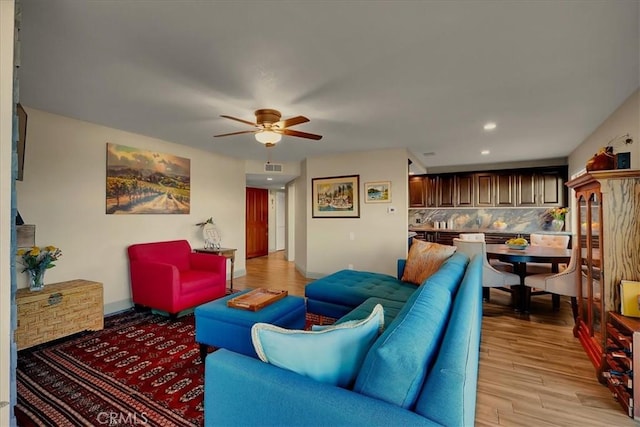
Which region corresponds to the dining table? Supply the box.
[485,243,572,312]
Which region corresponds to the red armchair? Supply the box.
[127,240,227,317]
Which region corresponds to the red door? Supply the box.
[246,187,268,259]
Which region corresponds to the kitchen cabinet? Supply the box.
[516,169,565,207]
[567,170,640,384]
[475,173,494,207]
[495,173,515,206]
[425,175,438,207]
[456,174,474,207]
[409,176,426,207]
[438,175,455,207]
[409,166,566,208]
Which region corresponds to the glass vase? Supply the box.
[28,268,46,292]
[551,219,565,232]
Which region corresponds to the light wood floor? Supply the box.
[235,251,635,427]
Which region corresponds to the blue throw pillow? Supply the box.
[251,304,384,388]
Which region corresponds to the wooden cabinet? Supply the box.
[475,173,494,207]
[410,167,566,208]
[438,175,456,207]
[605,312,640,418]
[409,176,426,207]
[495,173,515,206]
[516,170,565,207]
[455,174,474,207]
[424,175,438,207]
[567,171,640,382]
[538,170,565,206]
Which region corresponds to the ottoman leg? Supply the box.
[199,343,209,362]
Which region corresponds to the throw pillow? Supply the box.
[401,240,456,285]
[251,304,384,388]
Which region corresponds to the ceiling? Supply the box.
[18,1,639,189]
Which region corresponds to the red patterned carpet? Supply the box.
[16,309,337,426]
[16,311,205,426]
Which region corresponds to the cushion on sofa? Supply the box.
[353,283,453,408]
[335,297,405,327]
[305,270,417,318]
[251,304,384,388]
[401,240,456,285]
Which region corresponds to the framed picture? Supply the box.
[17,103,27,181]
[106,143,191,214]
[364,181,391,203]
[312,175,360,218]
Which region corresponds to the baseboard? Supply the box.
[104,299,134,316]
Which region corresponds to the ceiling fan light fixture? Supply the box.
[255,130,282,144]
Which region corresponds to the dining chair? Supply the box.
[458,233,513,272]
[526,233,571,274]
[453,238,520,302]
[524,245,583,317]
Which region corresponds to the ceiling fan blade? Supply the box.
[276,116,310,128]
[213,130,257,137]
[281,128,323,140]
[220,115,258,127]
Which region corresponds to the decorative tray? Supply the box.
[227,288,288,311]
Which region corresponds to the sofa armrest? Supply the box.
[129,261,180,303]
[205,349,440,427]
[189,252,226,273]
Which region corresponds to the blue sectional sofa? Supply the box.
[204,253,482,426]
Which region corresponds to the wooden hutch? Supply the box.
[567,170,640,418]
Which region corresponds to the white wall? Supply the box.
[0,1,15,424]
[293,160,308,274]
[15,108,246,314]
[304,148,409,278]
[275,190,285,251]
[569,89,640,176]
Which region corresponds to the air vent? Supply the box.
[264,163,283,173]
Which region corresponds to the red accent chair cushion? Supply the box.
[127,240,227,316]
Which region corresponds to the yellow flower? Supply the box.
[549,207,568,220]
[30,246,40,256]
[17,249,25,256]
[45,245,57,252]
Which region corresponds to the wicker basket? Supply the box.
[15,279,103,350]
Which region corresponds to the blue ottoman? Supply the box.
[195,289,306,359]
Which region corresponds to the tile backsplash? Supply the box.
[410,208,567,233]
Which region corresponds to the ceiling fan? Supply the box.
[214,109,323,147]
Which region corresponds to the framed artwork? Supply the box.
[364,181,391,203]
[17,103,27,181]
[106,143,191,214]
[312,175,360,218]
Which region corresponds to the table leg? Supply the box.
[513,262,528,313]
[229,254,235,291]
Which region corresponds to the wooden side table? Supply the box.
[194,247,237,290]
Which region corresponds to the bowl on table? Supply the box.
[505,243,528,250]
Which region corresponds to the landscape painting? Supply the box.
[106,143,190,214]
[312,175,360,218]
[365,181,391,203]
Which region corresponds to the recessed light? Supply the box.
[483,122,497,131]
[481,150,490,155]
[267,177,273,181]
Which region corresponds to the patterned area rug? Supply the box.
[16,308,337,426]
